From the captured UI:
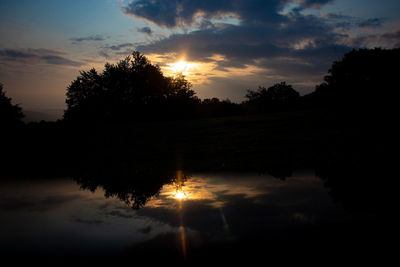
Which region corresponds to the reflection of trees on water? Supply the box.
[72,136,393,212]
[314,140,392,212]
[73,167,187,209]
[263,137,394,213]
[256,137,396,212]
[70,128,394,213]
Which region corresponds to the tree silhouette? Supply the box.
[199,97,242,117]
[0,83,24,126]
[64,51,199,124]
[244,82,300,112]
[309,48,399,125]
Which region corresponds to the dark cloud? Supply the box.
[321,12,349,20]
[123,0,285,28]
[123,0,287,28]
[104,42,135,51]
[0,49,37,59]
[350,30,400,48]
[99,43,136,59]
[357,18,385,28]
[136,11,349,75]
[70,34,106,43]
[129,0,347,68]
[41,55,82,66]
[322,12,386,30]
[125,0,395,97]
[382,30,400,40]
[382,30,400,47]
[123,0,336,28]
[0,48,83,67]
[99,50,110,58]
[138,26,153,35]
[299,0,335,9]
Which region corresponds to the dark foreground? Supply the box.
[0,111,397,265]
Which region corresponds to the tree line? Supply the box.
[1,48,399,126]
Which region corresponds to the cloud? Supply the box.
[104,42,135,51]
[98,42,137,59]
[349,30,400,48]
[70,34,106,43]
[136,12,349,77]
[123,0,337,28]
[128,1,346,66]
[99,50,110,58]
[381,30,400,47]
[0,49,38,59]
[138,26,153,35]
[322,12,386,30]
[357,18,385,28]
[382,30,400,40]
[123,0,284,28]
[298,0,336,9]
[123,0,396,98]
[0,48,83,67]
[41,55,82,66]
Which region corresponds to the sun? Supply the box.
[169,60,196,75]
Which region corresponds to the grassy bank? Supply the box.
[3,108,381,179]
[79,109,361,173]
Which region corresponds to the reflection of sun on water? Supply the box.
[147,176,266,208]
[174,189,187,200]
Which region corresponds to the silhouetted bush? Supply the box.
[0,83,24,127]
[198,98,243,117]
[244,82,300,113]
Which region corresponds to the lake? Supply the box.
[0,171,388,264]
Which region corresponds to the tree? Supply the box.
[0,83,24,126]
[311,48,400,132]
[311,48,399,121]
[244,82,300,112]
[199,98,242,117]
[64,51,199,123]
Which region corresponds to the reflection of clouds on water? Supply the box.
[147,176,271,209]
[0,172,350,257]
[0,194,86,212]
[0,179,88,212]
[0,178,180,254]
[135,172,348,242]
[146,173,328,212]
[70,216,105,225]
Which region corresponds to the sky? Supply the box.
[1,0,399,118]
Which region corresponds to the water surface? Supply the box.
[0,171,379,262]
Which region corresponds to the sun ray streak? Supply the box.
[179,199,187,261]
[175,170,187,261]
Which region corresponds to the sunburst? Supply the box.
[169,60,196,75]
